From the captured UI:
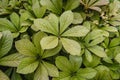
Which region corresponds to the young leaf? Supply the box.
[62,26,89,37]
[17,57,39,74]
[0,31,13,58]
[34,64,49,80]
[61,38,81,56]
[64,0,80,10]
[40,36,58,49]
[43,61,59,77]
[55,56,72,72]
[77,68,97,79]
[69,55,82,71]
[60,11,73,34]
[15,39,37,56]
[0,53,24,67]
[88,45,107,57]
[10,12,20,29]
[0,70,10,80]
[0,18,17,32]
[34,19,56,35]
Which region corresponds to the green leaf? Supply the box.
[55,56,72,72]
[32,0,46,18]
[40,36,58,49]
[32,31,47,54]
[43,61,59,77]
[88,45,107,57]
[15,39,37,56]
[0,70,10,80]
[102,26,118,32]
[72,12,83,24]
[0,31,13,58]
[77,68,97,79]
[34,19,56,35]
[17,57,39,74]
[85,49,93,62]
[64,0,79,10]
[62,26,89,37]
[42,42,62,58]
[115,53,120,63]
[60,11,73,34]
[109,37,120,47]
[40,0,62,14]
[10,12,20,29]
[69,55,82,71]
[83,54,100,67]
[11,69,22,80]
[0,32,2,39]
[61,38,81,56]
[34,64,49,80]
[46,13,58,35]
[0,53,24,67]
[0,18,17,32]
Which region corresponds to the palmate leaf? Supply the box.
[17,57,39,74]
[0,31,13,58]
[0,70,10,80]
[61,38,81,56]
[40,36,58,49]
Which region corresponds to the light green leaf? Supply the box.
[72,12,83,24]
[0,32,2,39]
[85,49,93,62]
[34,64,49,80]
[40,36,58,49]
[42,42,62,58]
[77,68,97,79]
[62,26,89,37]
[34,19,56,35]
[46,13,58,35]
[83,54,100,67]
[0,31,13,58]
[69,55,82,71]
[15,39,37,56]
[55,56,72,72]
[0,53,24,67]
[43,61,59,77]
[109,38,120,47]
[64,0,79,10]
[32,0,46,18]
[102,26,118,32]
[32,31,47,54]
[17,57,39,74]
[10,12,20,29]
[0,18,17,32]
[61,38,81,56]
[115,53,120,63]
[88,45,107,57]
[0,70,10,80]
[40,0,62,14]
[60,11,73,34]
